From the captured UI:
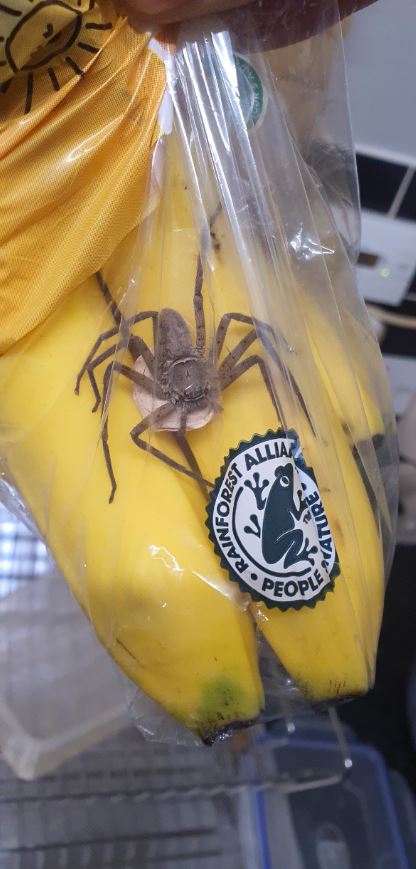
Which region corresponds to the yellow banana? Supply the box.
[0,278,265,742]
[0,135,386,737]
[301,300,385,442]
[252,401,384,701]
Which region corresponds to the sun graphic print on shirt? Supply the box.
[0,0,115,115]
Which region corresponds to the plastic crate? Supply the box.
[0,505,127,779]
[0,729,266,869]
[255,734,411,869]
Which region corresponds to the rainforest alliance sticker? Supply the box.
[206,431,340,610]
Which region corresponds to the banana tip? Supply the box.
[200,716,258,746]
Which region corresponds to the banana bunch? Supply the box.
[0,137,387,742]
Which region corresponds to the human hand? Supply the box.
[117,1,253,28]
[117,0,376,46]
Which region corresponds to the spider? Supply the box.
[75,264,298,504]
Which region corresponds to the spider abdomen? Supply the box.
[157,308,193,363]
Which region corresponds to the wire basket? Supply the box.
[0,718,353,869]
[0,740,245,868]
[0,503,128,780]
[0,503,354,868]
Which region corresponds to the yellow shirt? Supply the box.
[0,0,165,352]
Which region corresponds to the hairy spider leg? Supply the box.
[76,322,158,414]
[76,273,159,411]
[76,334,129,412]
[193,255,206,352]
[95,271,159,373]
[76,325,120,394]
[99,361,213,502]
[172,430,211,500]
[100,361,161,503]
[218,328,258,379]
[215,312,312,430]
[96,271,159,347]
[130,410,213,496]
[220,353,280,418]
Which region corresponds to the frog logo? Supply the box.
[206,430,340,610]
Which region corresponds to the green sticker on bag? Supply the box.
[234,54,264,128]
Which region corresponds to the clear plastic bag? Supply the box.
[0,1,398,745]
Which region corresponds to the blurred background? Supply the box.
[340,0,416,798]
[1,0,416,866]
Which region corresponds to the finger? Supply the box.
[228,0,377,51]
[117,0,377,41]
